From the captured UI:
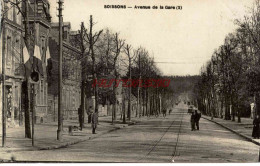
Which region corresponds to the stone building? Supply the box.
[0,0,24,127]
[23,0,51,122]
[48,22,82,120]
[0,0,52,126]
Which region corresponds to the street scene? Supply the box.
[1,0,260,163]
[0,102,259,162]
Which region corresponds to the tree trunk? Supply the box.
[256,92,260,116]
[150,95,153,116]
[123,96,126,124]
[146,89,148,117]
[127,63,131,120]
[220,96,224,119]
[127,85,131,120]
[231,95,235,121]
[142,89,145,116]
[24,0,31,139]
[237,105,241,123]
[80,80,85,127]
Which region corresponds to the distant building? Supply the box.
[48,22,82,120]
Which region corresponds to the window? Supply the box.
[6,36,12,68]
[62,28,68,40]
[15,39,20,62]
[13,4,16,23]
[7,2,13,21]
[16,3,22,25]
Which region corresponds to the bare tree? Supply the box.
[84,15,103,111]
[111,33,125,123]
[124,44,136,121]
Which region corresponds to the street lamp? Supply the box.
[57,0,64,141]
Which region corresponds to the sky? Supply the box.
[49,0,254,76]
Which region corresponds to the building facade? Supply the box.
[0,0,24,127]
[24,0,51,122]
[48,22,82,120]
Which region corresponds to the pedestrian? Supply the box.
[91,108,99,134]
[169,109,172,115]
[194,110,201,130]
[155,110,159,118]
[190,112,196,131]
[78,105,83,130]
[252,115,260,139]
[88,106,93,124]
[163,109,167,118]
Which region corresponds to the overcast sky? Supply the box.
[49,0,254,76]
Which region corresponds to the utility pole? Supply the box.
[1,2,7,147]
[31,0,37,146]
[57,0,63,140]
[80,22,86,129]
[24,0,32,139]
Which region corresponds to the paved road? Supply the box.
[1,107,259,162]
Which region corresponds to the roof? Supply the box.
[70,31,80,35]
[51,22,71,28]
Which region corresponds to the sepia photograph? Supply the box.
[0,0,260,163]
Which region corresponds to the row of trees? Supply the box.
[71,16,173,125]
[195,0,260,122]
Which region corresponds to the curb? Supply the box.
[0,120,138,153]
[37,120,138,150]
[38,126,121,151]
[0,126,121,153]
[202,116,260,146]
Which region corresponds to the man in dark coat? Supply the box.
[91,109,99,134]
[169,109,172,115]
[88,106,93,124]
[162,109,167,118]
[252,115,260,139]
[78,105,83,130]
[194,110,201,130]
[190,112,196,131]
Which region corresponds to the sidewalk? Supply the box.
[202,115,260,146]
[0,115,138,152]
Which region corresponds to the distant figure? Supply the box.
[78,105,83,130]
[194,110,201,130]
[88,106,93,124]
[155,110,159,118]
[250,103,255,119]
[91,109,99,134]
[163,109,167,118]
[169,109,172,115]
[190,112,196,131]
[252,115,260,139]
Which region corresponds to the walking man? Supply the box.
[190,112,196,131]
[194,110,201,130]
[169,109,172,115]
[91,108,99,134]
[88,106,93,124]
[78,105,83,130]
[163,109,167,118]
